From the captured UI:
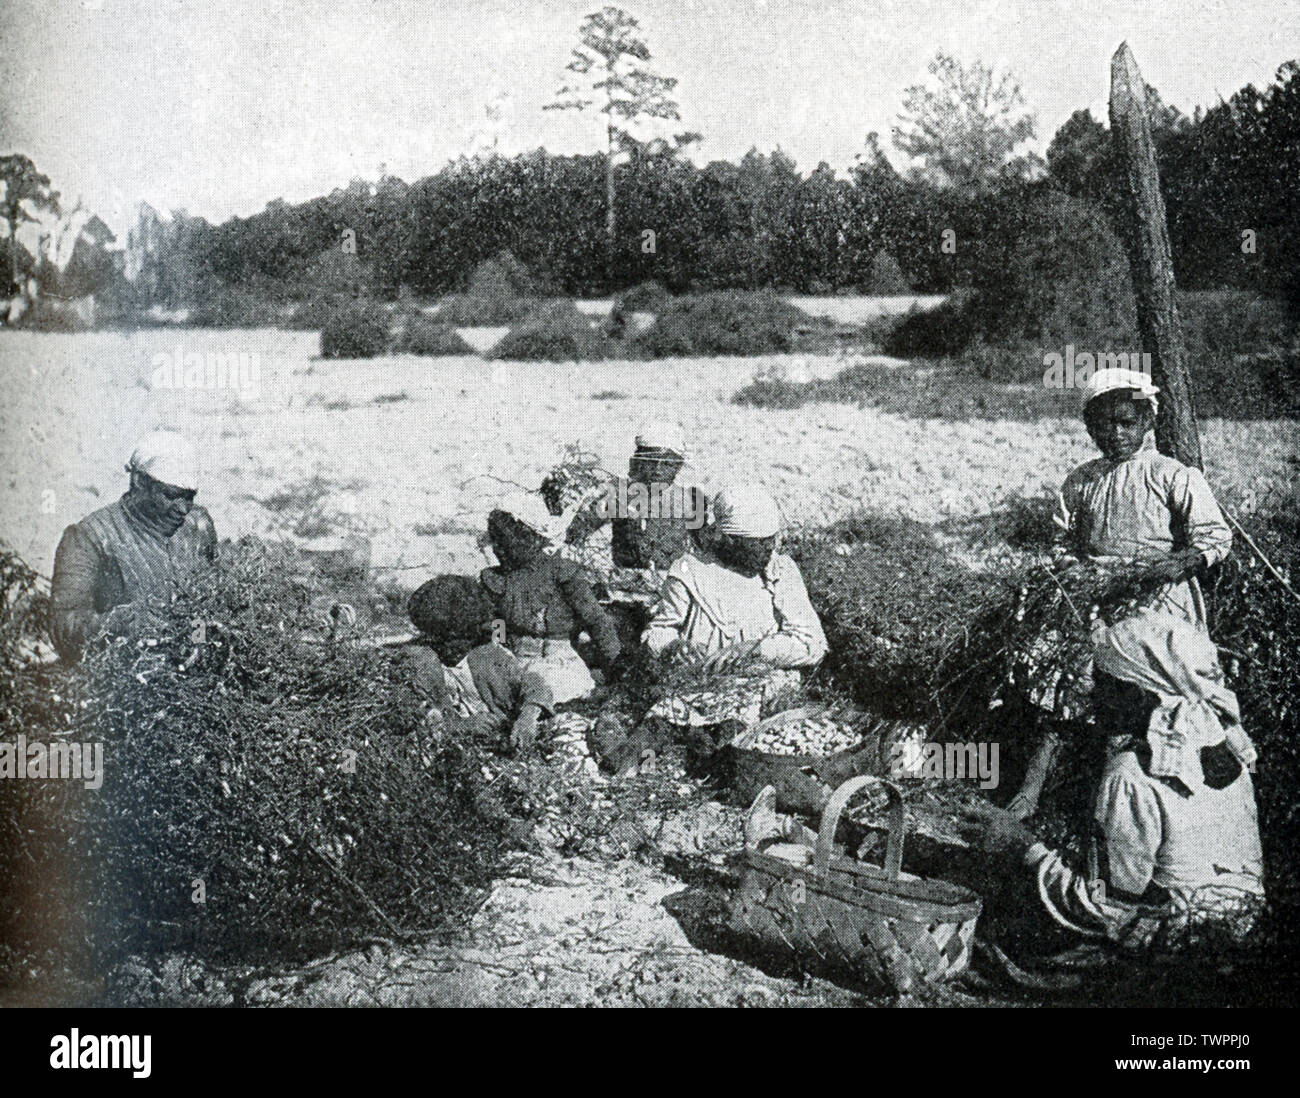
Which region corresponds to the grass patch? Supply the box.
[734,359,1073,420]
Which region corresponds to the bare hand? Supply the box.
[1145,549,1204,583]
[954,801,1039,858]
[510,707,539,756]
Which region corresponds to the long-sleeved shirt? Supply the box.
[480,553,621,666]
[1025,745,1264,949]
[565,478,707,570]
[401,640,554,728]
[1053,447,1232,628]
[642,550,828,669]
[49,495,218,662]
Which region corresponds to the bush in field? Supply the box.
[967,191,1138,346]
[606,280,672,338]
[1180,291,1300,419]
[785,513,990,720]
[436,292,536,326]
[869,252,912,294]
[436,252,545,326]
[491,300,612,361]
[320,299,390,358]
[0,539,519,974]
[886,192,1136,360]
[633,290,812,357]
[882,295,976,359]
[13,299,89,333]
[395,314,474,356]
[283,295,348,332]
[616,280,672,311]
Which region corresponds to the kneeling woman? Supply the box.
[960,612,1264,953]
[481,492,621,704]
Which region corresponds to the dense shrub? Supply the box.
[436,291,536,327]
[886,192,1137,358]
[320,299,391,358]
[468,250,547,298]
[10,297,92,333]
[491,300,613,361]
[394,314,474,356]
[882,295,976,359]
[282,294,350,331]
[786,513,992,720]
[0,540,518,973]
[435,252,545,326]
[868,252,912,294]
[967,191,1138,347]
[615,280,672,312]
[633,290,812,357]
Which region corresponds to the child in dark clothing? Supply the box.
[404,574,554,754]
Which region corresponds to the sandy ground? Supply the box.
[2,326,1297,1006]
[3,328,1296,590]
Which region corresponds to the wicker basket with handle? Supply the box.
[729,775,982,993]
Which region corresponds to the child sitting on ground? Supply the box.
[402,574,554,755]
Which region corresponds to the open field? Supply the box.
[3,327,1297,589]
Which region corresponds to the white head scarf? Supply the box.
[1093,611,1255,788]
[1084,367,1160,416]
[125,430,200,491]
[712,485,781,539]
[634,420,687,458]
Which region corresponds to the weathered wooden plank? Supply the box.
[1108,41,1203,470]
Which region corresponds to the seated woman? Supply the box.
[480,492,621,705]
[403,574,554,755]
[958,611,1264,953]
[640,484,827,729]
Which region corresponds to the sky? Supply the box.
[2,0,1297,238]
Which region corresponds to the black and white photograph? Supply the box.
[0,0,1296,1064]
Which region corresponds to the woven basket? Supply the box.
[729,776,982,993]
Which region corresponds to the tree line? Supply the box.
[4,29,1296,311]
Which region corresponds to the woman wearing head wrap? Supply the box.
[49,430,218,662]
[636,485,827,733]
[1055,368,1232,630]
[643,485,826,669]
[560,420,707,571]
[960,613,1264,953]
[479,491,620,704]
[1008,368,1236,818]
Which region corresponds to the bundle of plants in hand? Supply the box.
[928,556,1172,734]
[0,538,517,973]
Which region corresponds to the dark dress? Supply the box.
[50,494,217,661]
